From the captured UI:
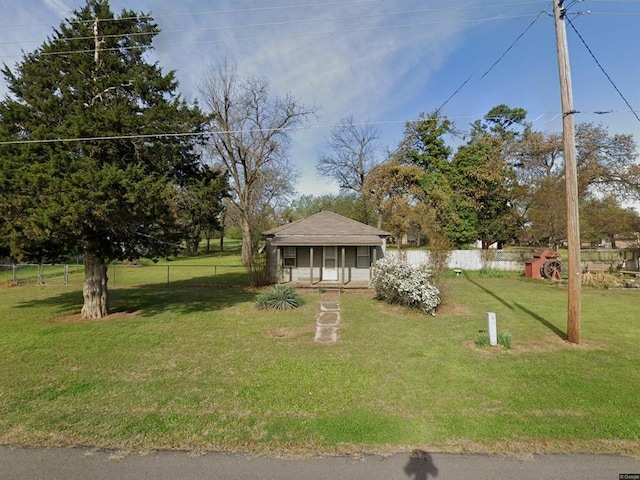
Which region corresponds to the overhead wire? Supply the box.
[0,1,636,145]
[0,12,545,60]
[565,15,640,124]
[1,110,637,147]
[0,2,556,46]
[435,9,547,113]
[0,7,546,48]
[0,1,550,30]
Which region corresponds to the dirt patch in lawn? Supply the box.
[264,325,316,340]
[463,336,610,354]
[437,302,469,316]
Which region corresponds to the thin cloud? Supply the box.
[44,0,71,17]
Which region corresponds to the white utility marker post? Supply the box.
[487,312,497,346]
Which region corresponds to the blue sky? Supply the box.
[2,0,639,197]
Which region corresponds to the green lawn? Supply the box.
[0,240,247,287]
[0,264,638,455]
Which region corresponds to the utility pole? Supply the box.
[553,0,581,344]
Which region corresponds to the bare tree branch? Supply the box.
[199,59,315,266]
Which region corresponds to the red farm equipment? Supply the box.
[524,249,562,280]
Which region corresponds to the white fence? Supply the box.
[385,249,524,271]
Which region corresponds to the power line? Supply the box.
[435,75,473,114]
[0,5,547,48]
[479,11,548,80]
[1,110,635,147]
[0,0,400,29]
[566,15,640,124]
[435,10,547,113]
[0,1,549,30]
[0,13,544,60]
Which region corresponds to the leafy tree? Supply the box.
[0,0,206,318]
[511,123,639,246]
[510,126,564,184]
[199,60,315,266]
[398,112,461,247]
[363,160,424,246]
[522,176,567,248]
[471,104,527,140]
[280,194,336,222]
[451,135,520,248]
[510,126,566,246]
[175,166,229,254]
[280,193,369,224]
[575,123,639,200]
[581,196,640,247]
[452,105,527,248]
[402,111,453,170]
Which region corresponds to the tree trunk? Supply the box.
[240,217,254,267]
[81,250,109,319]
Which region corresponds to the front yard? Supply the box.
[0,266,638,455]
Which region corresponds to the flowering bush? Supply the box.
[370,255,441,315]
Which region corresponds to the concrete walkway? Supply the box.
[314,290,341,343]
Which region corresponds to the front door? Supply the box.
[323,246,338,281]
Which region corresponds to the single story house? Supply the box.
[261,211,390,286]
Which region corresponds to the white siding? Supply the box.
[385,250,523,271]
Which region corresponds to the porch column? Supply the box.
[309,247,314,286]
[341,247,346,286]
[371,246,377,280]
[276,247,281,284]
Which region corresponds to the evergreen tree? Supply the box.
[0,0,208,318]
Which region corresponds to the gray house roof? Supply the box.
[262,211,390,246]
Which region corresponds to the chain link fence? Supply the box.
[0,263,250,287]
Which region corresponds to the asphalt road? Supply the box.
[1,447,639,480]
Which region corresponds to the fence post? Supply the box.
[167,265,170,284]
[13,264,18,283]
[38,264,44,285]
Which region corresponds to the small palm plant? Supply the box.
[255,285,303,310]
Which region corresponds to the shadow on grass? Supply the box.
[513,301,566,340]
[16,272,259,318]
[463,272,566,340]
[463,272,514,311]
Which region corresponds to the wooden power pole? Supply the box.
[553,0,581,344]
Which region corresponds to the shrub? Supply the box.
[248,253,270,287]
[475,330,513,349]
[479,267,504,278]
[370,255,441,315]
[475,330,490,347]
[497,331,513,349]
[581,272,621,289]
[255,285,303,310]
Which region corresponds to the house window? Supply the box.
[283,246,296,267]
[356,246,370,268]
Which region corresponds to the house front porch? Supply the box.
[278,278,371,290]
